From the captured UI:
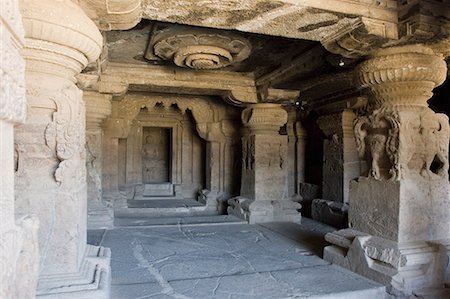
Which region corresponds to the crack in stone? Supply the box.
[131,239,192,299]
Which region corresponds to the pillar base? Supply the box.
[228,197,301,224]
[37,245,111,299]
[311,199,348,229]
[324,229,450,297]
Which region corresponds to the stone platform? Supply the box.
[89,218,385,298]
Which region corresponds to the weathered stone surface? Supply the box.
[0,1,39,297]
[149,24,251,70]
[228,104,301,223]
[326,44,450,297]
[312,199,348,229]
[324,229,450,297]
[13,0,111,297]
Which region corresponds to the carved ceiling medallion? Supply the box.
[149,26,252,70]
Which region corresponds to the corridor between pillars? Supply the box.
[14,0,111,297]
[228,104,301,224]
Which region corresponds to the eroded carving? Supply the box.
[149,25,251,70]
[354,45,449,181]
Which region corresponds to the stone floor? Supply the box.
[88,216,386,299]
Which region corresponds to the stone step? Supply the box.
[142,183,174,197]
[114,215,247,227]
[115,198,219,218]
[413,287,450,299]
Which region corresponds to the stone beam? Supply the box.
[78,0,141,30]
[97,63,259,104]
[256,45,327,88]
[140,0,397,42]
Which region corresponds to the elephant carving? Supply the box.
[419,112,449,177]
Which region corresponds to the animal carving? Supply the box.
[419,112,449,177]
[354,114,393,180]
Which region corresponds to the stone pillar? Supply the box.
[84,91,113,229]
[313,109,363,227]
[324,45,450,296]
[14,0,111,297]
[228,104,301,224]
[286,107,308,199]
[197,122,226,209]
[0,1,39,297]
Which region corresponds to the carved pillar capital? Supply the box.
[241,103,288,134]
[317,109,356,138]
[354,44,449,181]
[84,91,112,130]
[357,45,447,108]
[20,0,102,80]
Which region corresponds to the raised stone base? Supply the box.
[198,189,222,210]
[37,245,111,299]
[143,183,174,197]
[227,197,301,224]
[323,229,450,297]
[311,199,348,229]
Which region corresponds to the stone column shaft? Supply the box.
[324,44,450,296]
[228,104,300,224]
[1,2,39,297]
[317,109,362,204]
[84,91,112,229]
[14,0,111,296]
[286,108,307,198]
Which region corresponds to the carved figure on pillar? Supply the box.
[324,44,450,297]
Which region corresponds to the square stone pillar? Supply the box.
[314,109,364,227]
[286,107,307,199]
[14,0,111,297]
[324,45,450,296]
[1,2,39,296]
[84,91,113,229]
[228,104,301,224]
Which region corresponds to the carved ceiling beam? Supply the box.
[78,0,142,30]
[78,62,258,104]
[321,17,398,58]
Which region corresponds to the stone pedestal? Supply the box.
[14,0,111,297]
[84,91,113,229]
[314,109,363,227]
[324,45,450,296]
[228,104,301,224]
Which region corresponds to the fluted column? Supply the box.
[324,45,450,296]
[14,0,111,297]
[0,1,39,297]
[84,91,113,229]
[228,104,301,224]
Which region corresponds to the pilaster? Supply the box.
[314,109,364,228]
[286,107,307,199]
[14,0,111,297]
[228,104,301,224]
[84,91,113,229]
[324,44,450,296]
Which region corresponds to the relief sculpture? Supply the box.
[354,107,449,181]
